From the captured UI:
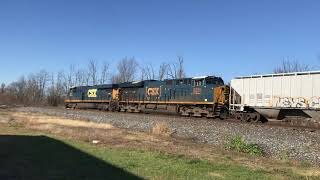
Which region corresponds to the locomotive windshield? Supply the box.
[206,77,224,86]
[191,76,224,87]
[68,87,76,97]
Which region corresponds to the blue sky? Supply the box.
[1,0,320,84]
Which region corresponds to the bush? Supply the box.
[226,135,263,156]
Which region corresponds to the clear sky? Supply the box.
[1,0,320,84]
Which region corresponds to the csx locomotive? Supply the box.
[65,76,231,119]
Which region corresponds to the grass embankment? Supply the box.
[0,111,319,179]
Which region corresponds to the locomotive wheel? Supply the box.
[180,107,190,116]
[120,106,127,112]
[109,101,119,112]
[103,105,109,111]
[192,107,202,117]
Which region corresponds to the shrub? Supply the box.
[226,135,263,156]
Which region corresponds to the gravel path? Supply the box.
[15,107,320,165]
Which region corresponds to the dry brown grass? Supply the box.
[3,111,171,150]
[295,169,320,177]
[151,122,173,137]
[11,112,114,130]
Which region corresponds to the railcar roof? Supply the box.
[235,70,320,79]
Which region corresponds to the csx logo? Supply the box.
[88,89,97,98]
[147,88,160,96]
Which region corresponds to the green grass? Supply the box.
[226,135,264,156]
[74,142,271,180]
[0,125,319,180]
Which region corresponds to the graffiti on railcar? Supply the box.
[273,96,320,109]
[310,96,320,108]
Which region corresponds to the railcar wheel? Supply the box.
[235,113,242,121]
[244,113,251,122]
[219,108,228,120]
[250,112,261,123]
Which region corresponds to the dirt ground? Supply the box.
[0,109,319,177]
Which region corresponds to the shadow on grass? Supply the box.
[0,135,142,180]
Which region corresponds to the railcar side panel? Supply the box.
[231,72,320,110]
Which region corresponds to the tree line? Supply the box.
[273,57,311,73]
[0,56,186,106]
[0,56,314,107]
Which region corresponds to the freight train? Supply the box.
[65,71,320,127]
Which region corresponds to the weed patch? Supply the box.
[226,135,263,156]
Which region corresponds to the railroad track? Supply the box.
[69,108,319,131]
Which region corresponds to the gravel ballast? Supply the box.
[15,107,320,165]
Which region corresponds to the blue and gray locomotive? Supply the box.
[65,76,230,118]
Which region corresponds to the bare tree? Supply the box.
[140,63,156,80]
[47,72,66,106]
[158,62,168,81]
[100,61,110,84]
[37,70,49,101]
[9,70,50,105]
[26,74,40,103]
[112,57,138,83]
[47,73,57,106]
[167,56,186,79]
[74,69,82,86]
[9,76,27,103]
[84,69,90,86]
[1,83,5,94]
[73,68,88,86]
[111,74,122,84]
[56,71,67,96]
[177,56,186,79]
[57,70,68,94]
[67,64,75,90]
[273,58,310,73]
[88,59,98,85]
[167,63,177,79]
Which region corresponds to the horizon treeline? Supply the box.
[0,56,186,106]
[0,57,311,106]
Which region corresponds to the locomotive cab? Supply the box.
[191,76,224,87]
[67,87,76,98]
